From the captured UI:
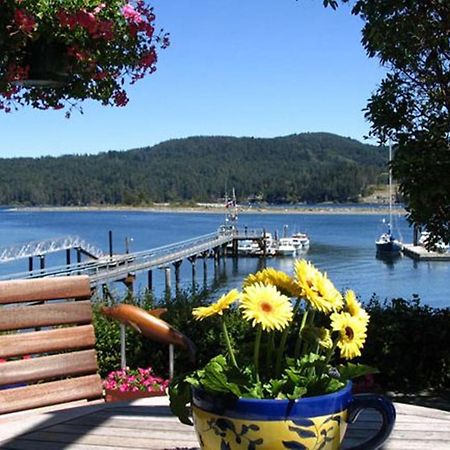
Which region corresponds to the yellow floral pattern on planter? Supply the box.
[193,406,348,450]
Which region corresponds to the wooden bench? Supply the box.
[0,276,103,415]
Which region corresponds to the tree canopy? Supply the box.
[323,0,450,245]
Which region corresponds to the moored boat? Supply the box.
[376,230,402,255]
[292,232,310,250]
[375,140,402,256]
[276,237,297,256]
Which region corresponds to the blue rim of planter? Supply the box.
[192,382,353,420]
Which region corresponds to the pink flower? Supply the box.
[140,49,156,69]
[94,71,109,80]
[103,367,169,393]
[93,3,106,14]
[76,10,98,34]
[122,4,143,24]
[139,22,154,38]
[67,46,90,62]
[14,9,36,33]
[113,90,129,107]
[5,64,29,82]
[94,20,114,40]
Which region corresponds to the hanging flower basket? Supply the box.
[19,39,70,87]
[0,1,169,116]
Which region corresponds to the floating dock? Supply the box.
[402,244,450,261]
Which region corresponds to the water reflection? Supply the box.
[376,252,403,268]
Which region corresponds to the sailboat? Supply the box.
[375,140,402,255]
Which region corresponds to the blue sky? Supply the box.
[0,0,385,158]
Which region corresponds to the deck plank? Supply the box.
[1,397,450,450]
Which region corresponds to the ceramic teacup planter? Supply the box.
[169,262,395,450]
[192,383,395,450]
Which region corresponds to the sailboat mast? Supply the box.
[388,139,393,233]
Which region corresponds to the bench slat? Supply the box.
[0,276,91,305]
[0,301,93,332]
[0,349,98,387]
[0,375,103,414]
[0,325,96,359]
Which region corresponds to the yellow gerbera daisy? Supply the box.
[330,312,367,360]
[244,267,301,298]
[240,283,293,331]
[192,289,240,320]
[315,272,343,313]
[294,259,321,299]
[295,259,343,314]
[344,290,370,327]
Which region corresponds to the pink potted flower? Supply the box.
[103,366,170,402]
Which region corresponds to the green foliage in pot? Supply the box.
[169,261,376,425]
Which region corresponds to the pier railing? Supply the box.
[0,231,235,284]
[0,235,105,262]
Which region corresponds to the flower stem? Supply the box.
[294,308,309,359]
[221,319,238,368]
[265,332,274,378]
[275,329,288,377]
[254,326,262,383]
[324,336,339,365]
[274,298,302,377]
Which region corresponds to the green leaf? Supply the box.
[201,355,242,397]
[337,363,379,381]
[168,378,193,426]
[287,385,307,400]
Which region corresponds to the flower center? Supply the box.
[345,326,354,340]
[260,302,273,313]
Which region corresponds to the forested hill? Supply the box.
[0,133,387,206]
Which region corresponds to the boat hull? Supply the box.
[376,240,402,255]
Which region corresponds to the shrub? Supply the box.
[361,295,450,392]
[94,289,450,395]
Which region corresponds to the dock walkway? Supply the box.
[1,396,450,449]
[402,244,450,261]
[0,231,236,285]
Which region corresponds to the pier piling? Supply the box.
[173,260,182,292]
[147,270,153,290]
[164,267,171,300]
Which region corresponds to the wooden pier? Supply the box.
[402,244,450,261]
[0,228,270,294]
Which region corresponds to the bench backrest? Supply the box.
[0,276,103,415]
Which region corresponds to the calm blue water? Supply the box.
[0,209,448,307]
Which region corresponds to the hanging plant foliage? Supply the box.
[0,0,169,116]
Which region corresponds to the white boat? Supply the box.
[276,237,297,256]
[376,140,402,255]
[376,230,402,254]
[251,232,277,257]
[292,232,310,249]
[237,239,255,255]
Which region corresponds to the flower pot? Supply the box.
[192,383,395,450]
[18,39,69,88]
[105,388,167,403]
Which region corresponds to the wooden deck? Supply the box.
[1,396,450,450]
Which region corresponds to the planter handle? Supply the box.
[346,393,396,450]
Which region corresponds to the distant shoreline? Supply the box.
[7,205,407,216]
